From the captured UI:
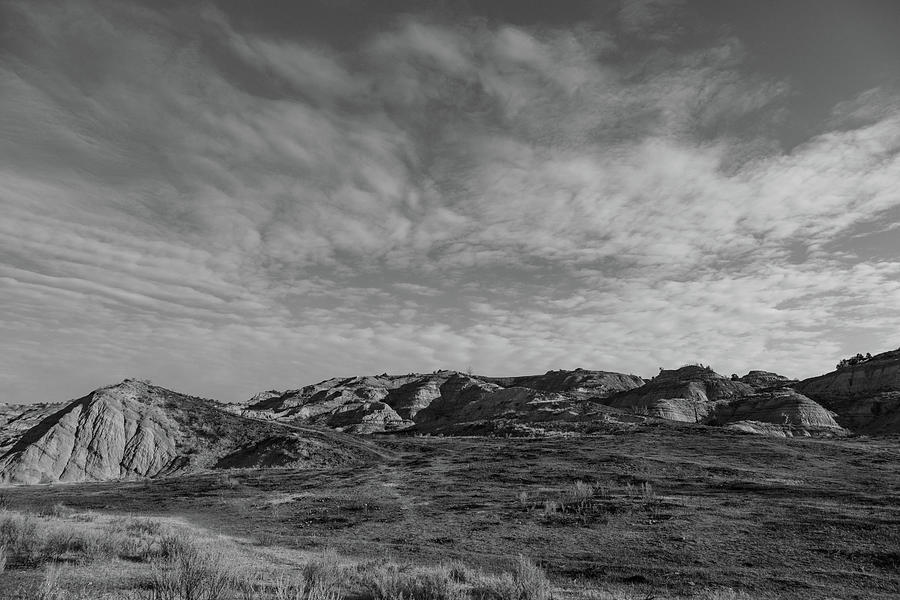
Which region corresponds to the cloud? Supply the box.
[1,0,899,404]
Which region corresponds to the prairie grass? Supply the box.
[147,540,232,600]
[0,507,766,600]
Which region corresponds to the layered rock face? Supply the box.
[598,365,845,434]
[0,379,380,484]
[795,348,900,433]
[482,369,645,397]
[708,388,843,435]
[0,402,66,455]
[0,381,179,484]
[739,371,796,390]
[242,372,452,431]
[244,369,645,433]
[600,366,756,422]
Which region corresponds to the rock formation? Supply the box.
[3,351,897,487]
[482,369,646,396]
[0,402,65,455]
[795,347,900,434]
[707,388,843,435]
[243,369,645,434]
[599,365,755,422]
[597,365,844,435]
[0,379,380,485]
[738,371,796,390]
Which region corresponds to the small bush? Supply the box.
[268,572,341,600]
[698,589,753,600]
[361,563,466,600]
[298,549,344,598]
[41,529,77,562]
[444,560,473,584]
[469,573,518,600]
[39,504,75,520]
[640,482,655,504]
[513,556,551,600]
[34,562,65,600]
[148,540,232,600]
[0,510,43,559]
[516,491,530,509]
[468,557,551,600]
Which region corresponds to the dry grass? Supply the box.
[0,505,772,600]
[147,541,232,600]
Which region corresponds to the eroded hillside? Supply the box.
[0,379,382,484]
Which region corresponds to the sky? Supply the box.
[2,0,900,404]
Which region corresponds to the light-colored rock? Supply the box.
[739,371,796,389]
[0,402,66,454]
[600,366,755,422]
[0,379,382,485]
[0,380,178,484]
[243,369,645,433]
[482,369,645,397]
[796,347,900,434]
[708,388,843,431]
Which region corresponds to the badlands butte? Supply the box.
[1,346,900,485]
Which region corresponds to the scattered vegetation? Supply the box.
[517,480,660,523]
[836,352,874,370]
[0,507,564,600]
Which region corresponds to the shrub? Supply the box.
[34,562,65,600]
[361,563,466,600]
[516,491,530,509]
[39,504,74,519]
[41,528,77,562]
[698,589,753,600]
[513,556,551,600]
[268,572,341,600]
[640,482,655,504]
[469,573,518,600]
[298,549,344,598]
[0,510,43,559]
[570,481,594,513]
[148,540,231,600]
[444,560,473,584]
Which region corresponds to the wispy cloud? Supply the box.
[1,0,899,403]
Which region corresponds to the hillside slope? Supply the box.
[795,347,900,434]
[599,366,843,434]
[0,402,65,455]
[600,366,756,421]
[242,369,646,434]
[0,379,381,485]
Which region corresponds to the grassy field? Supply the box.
[1,424,898,599]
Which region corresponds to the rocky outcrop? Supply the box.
[243,373,447,426]
[599,366,755,422]
[0,381,179,484]
[244,369,646,433]
[739,371,796,390]
[0,402,66,454]
[325,401,407,434]
[482,369,645,397]
[796,348,900,398]
[707,388,843,434]
[0,379,381,485]
[795,347,900,434]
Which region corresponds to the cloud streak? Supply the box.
[1,0,899,403]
